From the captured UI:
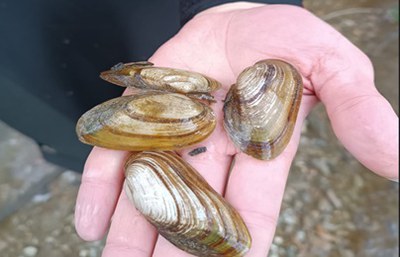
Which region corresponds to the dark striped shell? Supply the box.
[76,92,216,151]
[223,59,303,160]
[124,151,251,257]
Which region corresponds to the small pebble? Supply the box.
[79,249,89,257]
[326,189,342,208]
[274,236,284,245]
[311,158,331,176]
[22,246,38,256]
[60,244,71,252]
[295,230,306,243]
[44,236,55,244]
[32,193,51,203]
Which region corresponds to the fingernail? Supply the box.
[388,177,398,183]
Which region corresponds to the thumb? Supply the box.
[312,36,398,181]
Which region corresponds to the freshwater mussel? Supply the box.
[77,62,222,151]
[124,151,251,257]
[100,61,221,102]
[76,92,216,151]
[223,59,303,160]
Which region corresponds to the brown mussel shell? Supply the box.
[76,92,216,151]
[124,151,251,257]
[100,61,221,102]
[223,59,303,160]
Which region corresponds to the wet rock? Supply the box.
[0,121,62,221]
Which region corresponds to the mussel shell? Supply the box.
[100,61,221,95]
[76,92,216,151]
[223,59,303,160]
[124,151,251,257]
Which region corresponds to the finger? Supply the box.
[312,41,398,180]
[102,188,157,257]
[152,101,236,257]
[224,96,316,256]
[75,147,128,240]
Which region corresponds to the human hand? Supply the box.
[74,3,399,256]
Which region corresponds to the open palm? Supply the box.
[74,4,398,257]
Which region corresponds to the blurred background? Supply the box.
[0,0,398,256]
